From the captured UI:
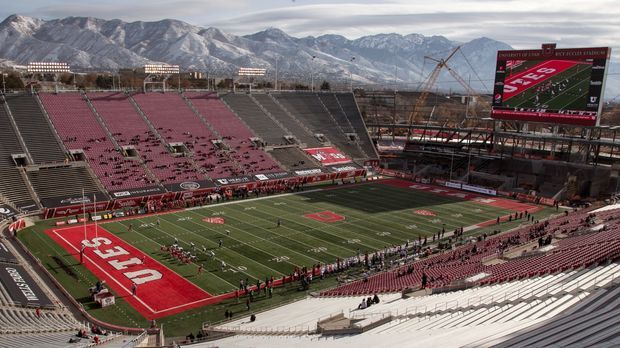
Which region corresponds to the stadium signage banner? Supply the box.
[303,147,351,165]
[445,181,462,189]
[491,44,611,126]
[215,176,253,186]
[328,164,360,173]
[16,201,38,213]
[444,181,497,196]
[461,184,497,196]
[0,205,18,220]
[0,265,54,307]
[294,168,324,176]
[47,201,111,218]
[254,171,292,181]
[110,186,165,199]
[164,180,216,192]
[41,192,110,208]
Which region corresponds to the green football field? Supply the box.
[95,180,520,296]
[18,178,561,334]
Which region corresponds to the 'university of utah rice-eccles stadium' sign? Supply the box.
[0,265,53,307]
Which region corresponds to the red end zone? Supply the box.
[46,225,213,319]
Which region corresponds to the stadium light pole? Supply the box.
[27,62,71,94]
[349,57,356,92]
[238,67,266,94]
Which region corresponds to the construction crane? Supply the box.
[407,46,485,135]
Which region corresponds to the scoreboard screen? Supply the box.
[491,44,611,126]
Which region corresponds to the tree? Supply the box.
[2,72,24,90]
[320,81,331,91]
[95,75,113,89]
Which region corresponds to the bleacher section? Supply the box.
[0,331,127,348]
[251,94,322,147]
[0,98,26,163]
[39,93,154,191]
[272,93,366,159]
[184,92,283,176]
[132,92,237,179]
[4,95,66,164]
[89,92,203,184]
[0,168,34,210]
[335,93,378,158]
[26,166,105,204]
[206,263,620,348]
[0,100,35,209]
[1,91,374,208]
[322,207,620,296]
[269,147,319,170]
[489,283,620,347]
[219,93,289,145]
[0,307,80,334]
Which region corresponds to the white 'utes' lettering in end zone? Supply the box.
[82,237,162,285]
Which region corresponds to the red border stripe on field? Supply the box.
[46,225,216,319]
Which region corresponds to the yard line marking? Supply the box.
[113,218,238,289]
[166,211,292,275]
[210,206,351,261]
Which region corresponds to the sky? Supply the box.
[2,0,620,53]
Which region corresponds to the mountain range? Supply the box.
[0,14,618,96]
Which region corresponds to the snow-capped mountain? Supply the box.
[1,14,618,96]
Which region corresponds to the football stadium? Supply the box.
[1,5,620,348]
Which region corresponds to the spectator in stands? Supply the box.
[373,294,380,304]
[358,298,367,310]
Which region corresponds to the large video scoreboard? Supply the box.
[491,44,611,126]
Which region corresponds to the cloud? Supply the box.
[208,2,620,55]
[18,0,250,23]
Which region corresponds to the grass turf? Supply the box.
[17,180,559,337]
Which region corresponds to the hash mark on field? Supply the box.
[273,202,287,206]
[405,224,418,230]
[452,213,463,218]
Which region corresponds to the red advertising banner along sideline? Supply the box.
[303,147,352,165]
[46,225,212,319]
